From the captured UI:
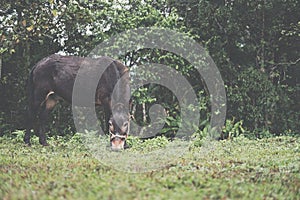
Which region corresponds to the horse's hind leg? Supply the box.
[38,92,57,146]
[24,90,46,145]
[24,109,34,145]
[38,109,50,146]
[24,98,40,145]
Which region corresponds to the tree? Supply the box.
[169,0,299,134]
[1,0,299,137]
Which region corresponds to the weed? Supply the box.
[0,131,299,199]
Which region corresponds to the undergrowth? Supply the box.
[0,129,299,199]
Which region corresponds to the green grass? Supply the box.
[0,131,299,199]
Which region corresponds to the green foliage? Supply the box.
[0,112,10,136]
[0,0,299,137]
[126,135,169,152]
[1,1,299,197]
[227,67,299,134]
[0,134,299,199]
[222,118,246,139]
[189,125,210,149]
[170,0,299,135]
[233,67,278,129]
[47,103,75,137]
[132,87,156,105]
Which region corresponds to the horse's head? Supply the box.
[109,104,130,151]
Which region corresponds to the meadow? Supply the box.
[0,131,299,199]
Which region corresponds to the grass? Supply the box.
[0,131,299,199]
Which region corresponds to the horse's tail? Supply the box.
[27,66,35,115]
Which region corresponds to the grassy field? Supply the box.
[0,131,299,199]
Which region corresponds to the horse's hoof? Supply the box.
[39,141,49,146]
[24,138,31,145]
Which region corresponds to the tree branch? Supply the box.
[267,58,300,66]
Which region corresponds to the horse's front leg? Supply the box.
[104,105,112,135]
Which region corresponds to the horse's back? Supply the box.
[30,54,129,104]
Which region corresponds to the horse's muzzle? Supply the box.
[110,134,127,151]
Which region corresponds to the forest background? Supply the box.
[0,0,299,138]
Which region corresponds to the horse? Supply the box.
[24,54,130,150]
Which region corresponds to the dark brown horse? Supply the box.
[24,54,130,150]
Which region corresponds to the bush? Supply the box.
[227,67,299,135]
[0,112,11,136]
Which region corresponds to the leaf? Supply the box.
[0,48,8,54]
[9,49,15,54]
[26,25,34,32]
[22,20,26,27]
[52,9,57,17]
